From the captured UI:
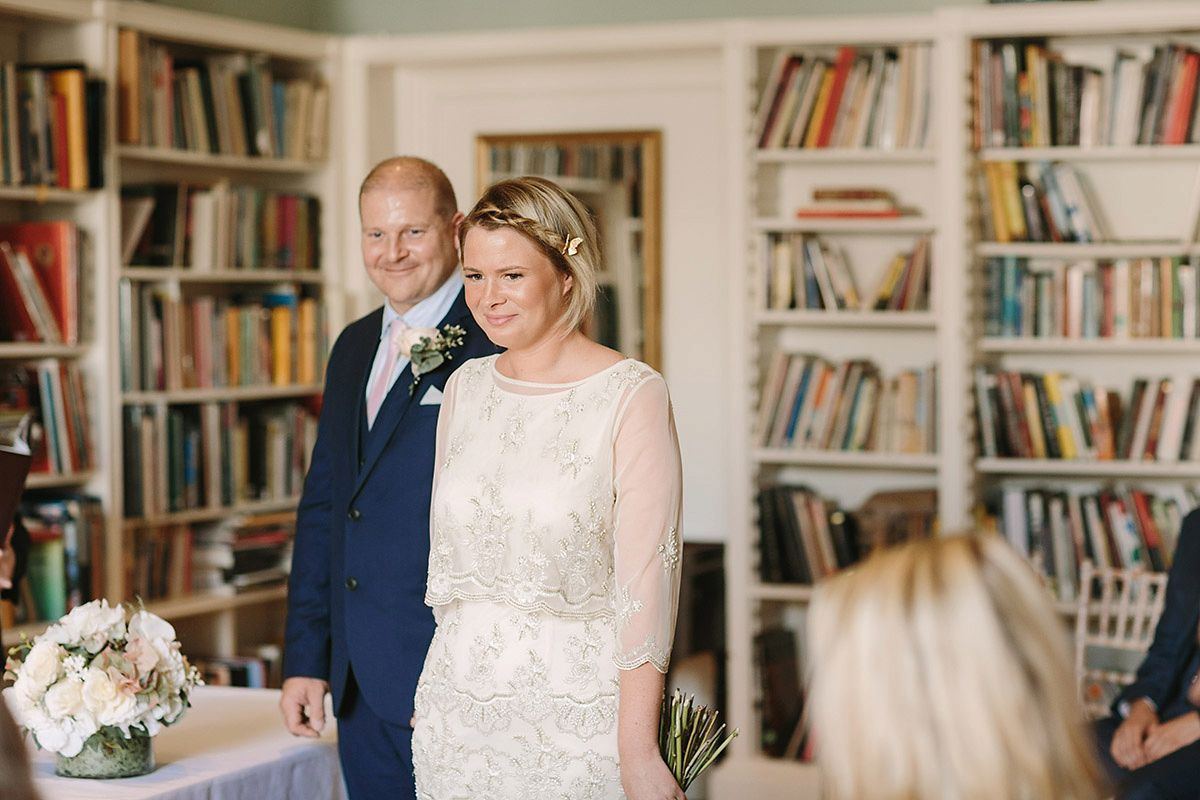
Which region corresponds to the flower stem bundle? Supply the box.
[658,688,738,791]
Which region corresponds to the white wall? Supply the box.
[343,26,731,541]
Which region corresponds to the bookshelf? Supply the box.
[947,1,1200,612]
[0,1,339,674]
[719,12,971,790]
[0,0,107,641]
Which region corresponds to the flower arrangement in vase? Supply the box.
[4,599,202,778]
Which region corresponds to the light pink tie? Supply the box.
[366,319,404,427]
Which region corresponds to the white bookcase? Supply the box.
[715,3,1200,795]
[716,12,972,793]
[1,0,341,664]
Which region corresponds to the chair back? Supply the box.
[1074,560,1169,718]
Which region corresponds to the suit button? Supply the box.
[345,577,359,590]
[358,458,365,469]
[347,508,361,521]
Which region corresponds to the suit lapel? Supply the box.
[353,291,477,495]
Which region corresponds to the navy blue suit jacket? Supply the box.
[1113,507,1200,722]
[283,290,496,725]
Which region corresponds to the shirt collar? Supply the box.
[379,271,463,341]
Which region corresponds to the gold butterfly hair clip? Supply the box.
[560,236,582,256]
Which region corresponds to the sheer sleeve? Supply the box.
[611,373,683,673]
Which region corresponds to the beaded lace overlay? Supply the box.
[413,355,683,799]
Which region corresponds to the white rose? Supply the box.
[60,600,127,652]
[11,679,49,726]
[128,610,176,643]
[80,668,137,727]
[394,326,439,357]
[20,642,63,689]
[43,679,85,720]
[33,723,68,754]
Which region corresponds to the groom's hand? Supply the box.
[281,676,331,737]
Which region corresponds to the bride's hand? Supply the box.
[619,748,686,800]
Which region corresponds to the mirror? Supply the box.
[477,131,662,370]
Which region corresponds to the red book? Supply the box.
[0,221,80,344]
[1165,51,1199,145]
[814,46,856,148]
[794,207,901,218]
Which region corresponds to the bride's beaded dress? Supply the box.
[412,355,682,799]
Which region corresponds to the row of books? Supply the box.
[0,362,93,476]
[979,160,1110,244]
[754,43,932,150]
[3,494,103,626]
[191,649,282,689]
[0,61,104,189]
[757,486,940,586]
[192,512,294,594]
[763,232,930,312]
[973,39,1200,149]
[121,400,317,518]
[984,255,1200,340]
[119,282,326,393]
[117,30,330,162]
[988,484,1197,603]
[122,183,321,271]
[756,353,938,455]
[486,142,642,183]
[974,367,1200,463]
[0,220,83,344]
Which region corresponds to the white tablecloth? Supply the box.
[17,686,346,800]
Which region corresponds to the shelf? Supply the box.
[979,337,1200,354]
[755,217,935,234]
[752,582,816,602]
[0,185,97,203]
[25,470,96,489]
[121,267,325,284]
[118,145,324,174]
[976,241,1200,259]
[976,458,1200,478]
[754,148,936,165]
[143,585,289,621]
[756,309,936,329]
[123,496,301,528]
[754,448,939,470]
[0,342,90,359]
[122,383,322,404]
[979,144,1200,163]
[0,586,289,649]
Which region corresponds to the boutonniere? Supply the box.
[394,323,467,396]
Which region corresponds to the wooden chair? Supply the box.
[1074,560,1170,719]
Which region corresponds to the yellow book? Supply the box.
[1042,372,1077,459]
[996,161,1028,241]
[297,297,316,385]
[982,162,1012,243]
[1021,379,1049,458]
[270,305,292,386]
[803,71,836,149]
[47,67,88,189]
[117,29,141,145]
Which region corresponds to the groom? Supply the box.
[281,156,496,798]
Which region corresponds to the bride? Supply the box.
[411,176,685,800]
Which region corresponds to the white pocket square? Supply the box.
[419,385,443,406]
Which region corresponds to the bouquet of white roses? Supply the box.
[3,599,202,757]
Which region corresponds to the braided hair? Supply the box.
[460,176,600,334]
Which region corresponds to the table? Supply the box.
[21,686,346,800]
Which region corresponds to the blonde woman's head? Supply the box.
[459,176,599,334]
[807,533,1105,800]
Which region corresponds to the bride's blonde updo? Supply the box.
[459,176,600,334]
